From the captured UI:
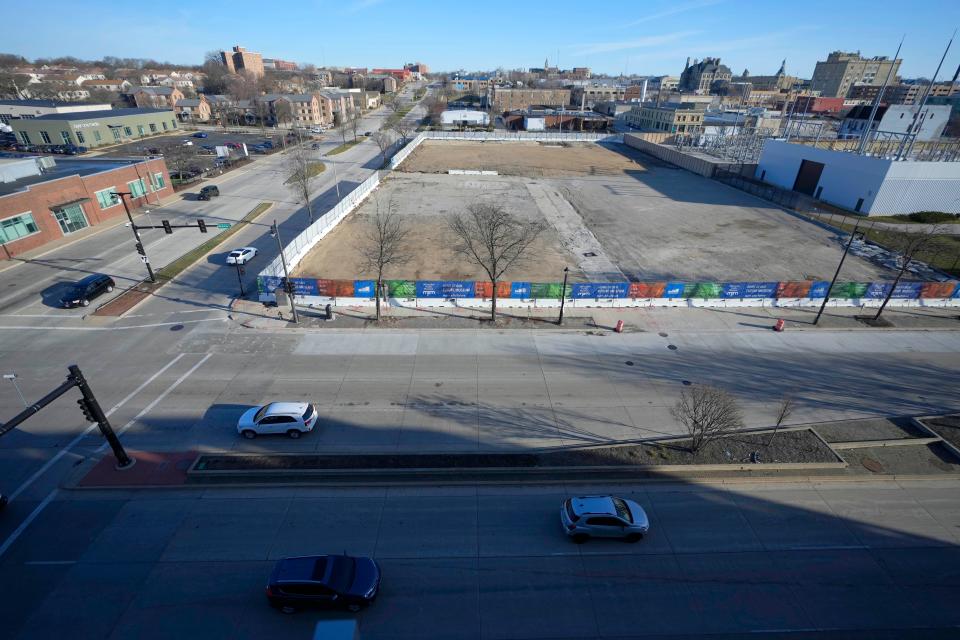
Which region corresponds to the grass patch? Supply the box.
[327,139,363,156]
[155,202,273,282]
[284,161,325,184]
[828,217,960,277]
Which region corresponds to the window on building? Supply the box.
[0,212,40,243]
[112,128,121,142]
[19,131,31,144]
[137,125,144,136]
[52,204,89,234]
[76,131,85,144]
[171,120,177,128]
[123,126,132,136]
[93,130,102,142]
[151,173,165,190]
[162,121,168,131]
[95,188,119,209]
[128,179,147,198]
[149,123,157,133]
[40,131,52,144]
[61,131,71,144]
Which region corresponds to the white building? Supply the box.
[839,104,950,142]
[756,140,960,216]
[440,109,489,128]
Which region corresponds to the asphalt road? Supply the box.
[1,479,959,639]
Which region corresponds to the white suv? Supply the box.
[560,495,649,543]
[237,402,318,439]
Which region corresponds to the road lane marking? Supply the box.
[7,353,186,502]
[0,489,58,559]
[96,353,213,450]
[0,317,227,331]
[25,560,77,565]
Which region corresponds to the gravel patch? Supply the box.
[843,442,960,475]
[920,415,960,450]
[814,418,927,443]
[195,429,837,472]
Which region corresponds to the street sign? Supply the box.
[217,223,231,229]
[140,256,149,264]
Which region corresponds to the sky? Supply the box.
[5,0,960,79]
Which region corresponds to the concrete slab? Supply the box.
[160,498,290,562]
[268,498,383,559]
[374,496,478,558]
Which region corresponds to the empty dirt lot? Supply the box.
[398,140,651,177]
[293,173,581,281]
[295,141,898,283]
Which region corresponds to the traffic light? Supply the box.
[77,397,97,423]
[198,219,207,233]
[162,219,173,234]
[135,242,145,255]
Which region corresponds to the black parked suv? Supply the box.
[198,185,220,200]
[61,273,115,308]
[266,554,381,614]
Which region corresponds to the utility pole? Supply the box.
[558,267,570,325]
[814,222,860,325]
[271,220,299,323]
[113,191,156,283]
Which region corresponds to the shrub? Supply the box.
[905,211,959,224]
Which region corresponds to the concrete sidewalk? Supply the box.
[230,297,960,333]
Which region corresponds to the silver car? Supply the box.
[560,495,649,543]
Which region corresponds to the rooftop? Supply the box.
[27,108,173,122]
[0,99,97,108]
[0,155,159,198]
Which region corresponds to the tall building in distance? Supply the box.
[809,51,901,98]
[678,57,732,94]
[220,45,265,78]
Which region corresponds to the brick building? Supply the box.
[1,156,172,257]
[489,88,571,112]
[221,45,265,78]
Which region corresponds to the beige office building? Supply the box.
[810,51,901,98]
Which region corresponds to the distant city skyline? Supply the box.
[4,0,960,79]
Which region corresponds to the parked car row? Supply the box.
[7,143,88,155]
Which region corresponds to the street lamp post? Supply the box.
[112,191,156,283]
[270,220,299,323]
[814,222,860,325]
[558,267,570,325]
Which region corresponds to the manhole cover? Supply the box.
[658,332,668,338]
[170,324,184,331]
[861,457,884,473]
[667,344,678,351]
[583,252,597,257]
[625,361,634,366]
[681,380,692,386]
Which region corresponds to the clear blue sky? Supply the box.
[5,0,960,79]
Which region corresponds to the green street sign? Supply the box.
[216,223,231,229]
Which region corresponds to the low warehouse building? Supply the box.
[10,108,179,150]
[440,109,489,128]
[756,140,960,216]
[1,155,172,257]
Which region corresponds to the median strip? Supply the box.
[93,202,273,317]
[326,139,363,156]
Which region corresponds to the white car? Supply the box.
[561,495,649,543]
[237,402,318,439]
[226,247,257,265]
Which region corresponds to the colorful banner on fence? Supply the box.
[258,277,960,300]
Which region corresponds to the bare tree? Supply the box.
[371,131,393,165]
[873,224,947,322]
[671,385,744,453]
[390,116,413,143]
[766,395,795,447]
[274,100,293,129]
[334,112,349,144]
[358,198,411,321]
[285,143,317,222]
[448,203,545,322]
[348,110,360,141]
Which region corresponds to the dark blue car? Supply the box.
[266,554,381,614]
[192,132,209,138]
